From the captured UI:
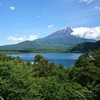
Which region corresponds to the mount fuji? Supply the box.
[35,27,96,45]
[0,27,96,53]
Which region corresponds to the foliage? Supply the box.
[0,54,35,100]
[68,49,100,99]
[0,49,100,99]
[38,77,85,100]
[0,96,4,100]
[33,55,56,77]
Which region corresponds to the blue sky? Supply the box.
[0,0,100,45]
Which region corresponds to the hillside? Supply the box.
[68,40,100,53]
[0,41,68,53]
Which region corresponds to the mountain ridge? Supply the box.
[35,27,96,45]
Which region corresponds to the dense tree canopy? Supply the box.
[0,49,100,100]
[68,49,100,99]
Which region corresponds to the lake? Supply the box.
[7,53,82,67]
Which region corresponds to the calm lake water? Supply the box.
[7,53,82,67]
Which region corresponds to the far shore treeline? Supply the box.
[0,40,100,54]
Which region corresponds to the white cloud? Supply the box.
[7,34,38,43]
[47,24,54,28]
[27,35,38,41]
[79,0,94,4]
[71,27,100,40]
[10,6,15,10]
[95,6,100,10]
[7,36,26,41]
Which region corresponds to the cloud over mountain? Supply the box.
[72,27,100,40]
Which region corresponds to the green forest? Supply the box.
[0,49,100,100]
[68,40,100,53]
[0,40,100,54]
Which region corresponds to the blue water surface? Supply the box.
[7,53,82,67]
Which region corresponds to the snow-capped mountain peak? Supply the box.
[57,27,73,35]
[44,26,74,39]
[59,27,67,31]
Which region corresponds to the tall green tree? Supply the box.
[33,55,56,77]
